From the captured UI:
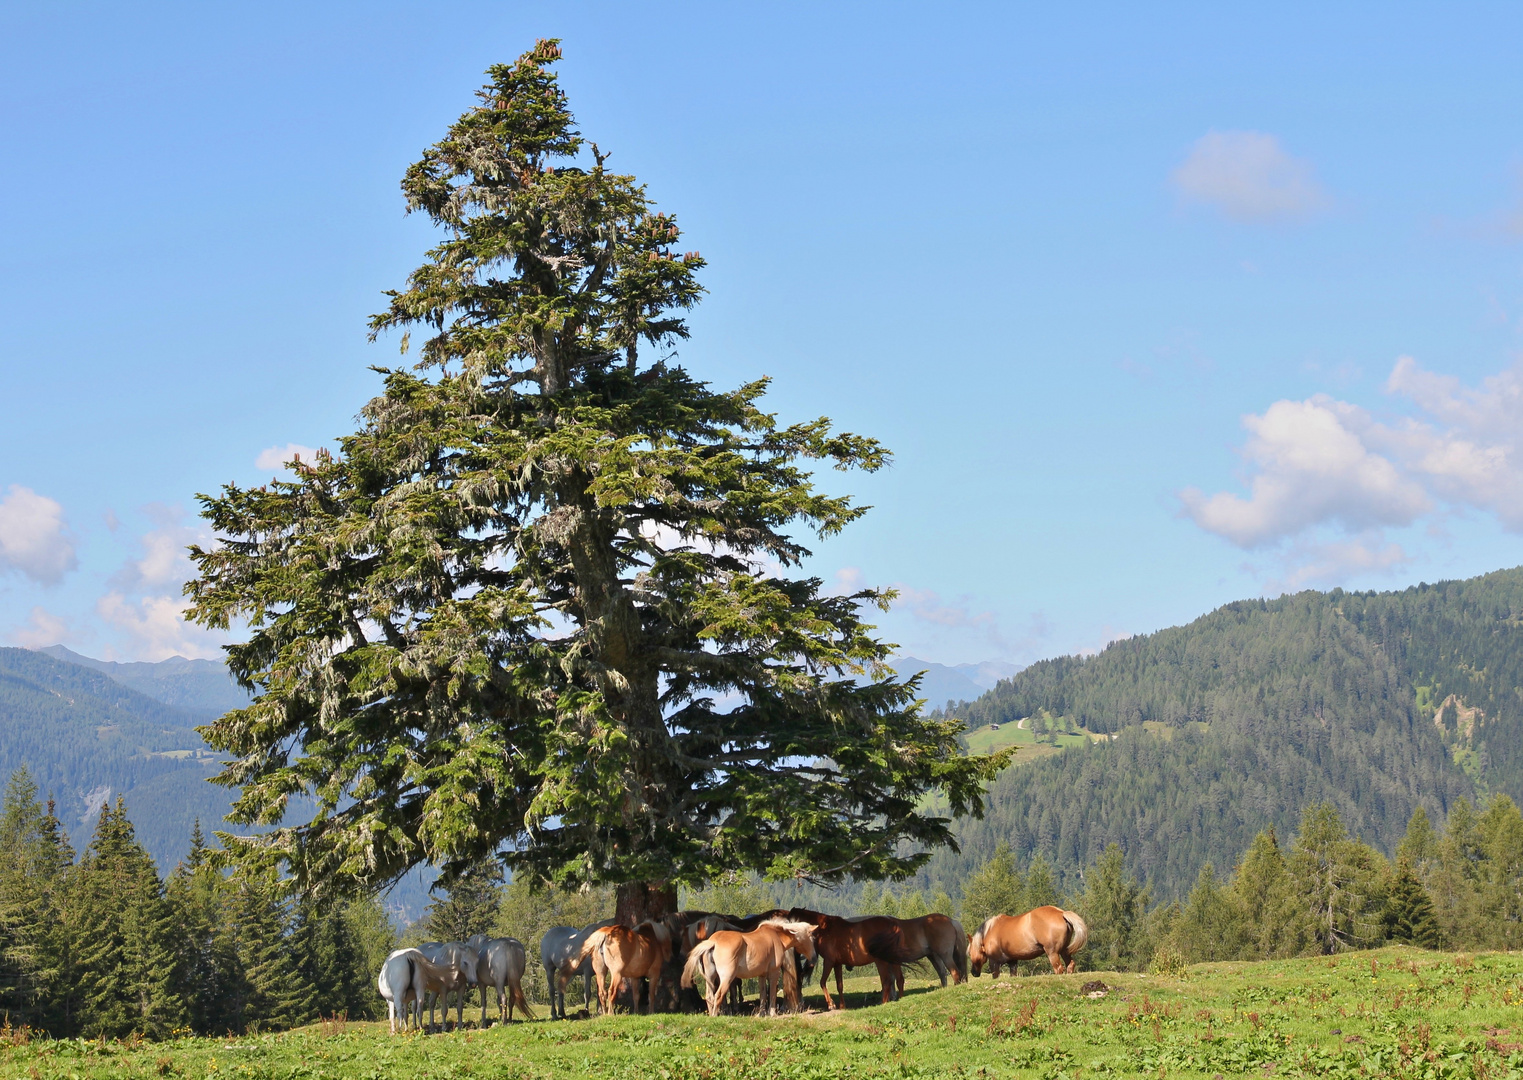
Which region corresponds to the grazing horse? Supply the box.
[968,907,1089,976]
[797,911,904,1009]
[681,920,816,1016]
[418,941,480,1029]
[478,937,534,1024]
[577,921,673,1015]
[378,949,426,1033]
[542,920,616,1018]
[864,913,970,992]
[379,948,466,1033]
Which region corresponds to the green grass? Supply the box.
[10,947,1523,1078]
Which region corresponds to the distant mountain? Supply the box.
[35,644,249,717]
[0,647,231,869]
[904,569,1523,902]
[3,647,433,924]
[891,657,1022,709]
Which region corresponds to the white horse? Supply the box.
[418,941,480,1030]
[378,949,425,1033]
[378,948,464,1033]
[479,937,534,1024]
[541,920,616,1019]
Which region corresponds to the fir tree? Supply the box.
[185,40,1006,923]
[0,768,73,1028]
[72,798,184,1038]
[166,822,242,1035]
[291,894,371,1020]
[1232,827,1310,958]
[1174,863,1246,962]
[226,872,315,1033]
[1080,844,1147,971]
[420,858,502,943]
[960,844,1024,931]
[1383,857,1441,948]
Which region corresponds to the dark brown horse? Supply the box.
[864,913,969,990]
[793,909,902,1009]
[968,906,1089,976]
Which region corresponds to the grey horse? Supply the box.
[479,937,533,1023]
[541,920,616,1019]
[418,940,481,1030]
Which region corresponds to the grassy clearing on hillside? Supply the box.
[8,947,1523,1079]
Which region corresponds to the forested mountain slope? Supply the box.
[0,647,230,869]
[923,569,1523,900]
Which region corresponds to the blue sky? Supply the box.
[3,2,1523,666]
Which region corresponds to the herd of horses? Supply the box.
[376,904,1090,1033]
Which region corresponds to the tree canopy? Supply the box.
[186,41,1003,916]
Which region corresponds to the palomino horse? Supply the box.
[542,920,616,1018]
[968,907,1089,976]
[681,920,817,1016]
[795,910,904,1009]
[479,937,534,1023]
[577,921,673,1015]
[378,948,466,1033]
[864,913,970,992]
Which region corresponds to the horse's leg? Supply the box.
[929,952,949,986]
[712,968,735,1018]
[1045,945,1065,975]
[896,963,905,1000]
[874,962,893,1004]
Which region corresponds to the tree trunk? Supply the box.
[616,881,677,926]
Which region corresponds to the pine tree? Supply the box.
[72,798,185,1038]
[0,768,73,1029]
[1174,863,1246,962]
[419,858,502,943]
[1383,857,1441,948]
[1080,844,1146,971]
[1230,828,1299,958]
[185,40,1006,923]
[226,873,315,1033]
[960,845,1024,930]
[291,894,371,1020]
[166,822,243,1035]
[1288,803,1386,954]
[1022,853,1062,911]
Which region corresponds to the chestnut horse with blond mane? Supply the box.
[576,921,673,1014]
[968,906,1089,975]
[680,920,816,1016]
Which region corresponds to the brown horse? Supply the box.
[795,910,903,1009]
[680,920,817,1016]
[577,921,673,1014]
[968,907,1089,976]
[864,913,970,991]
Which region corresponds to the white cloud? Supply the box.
[1380,356,1523,528]
[1180,397,1429,547]
[256,443,321,471]
[96,592,221,661]
[10,606,70,648]
[119,505,201,588]
[1265,536,1412,593]
[1172,131,1328,223]
[0,486,78,585]
[1184,356,1523,585]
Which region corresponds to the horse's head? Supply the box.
[968,929,987,977]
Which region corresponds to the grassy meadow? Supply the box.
[8,947,1523,1079]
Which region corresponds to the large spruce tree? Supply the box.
[187,40,1002,921]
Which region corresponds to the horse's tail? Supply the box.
[952,919,969,982]
[512,982,534,1020]
[576,926,609,967]
[681,940,716,989]
[1062,910,1089,955]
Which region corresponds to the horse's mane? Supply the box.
[759,918,817,937]
[976,914,1003,938]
